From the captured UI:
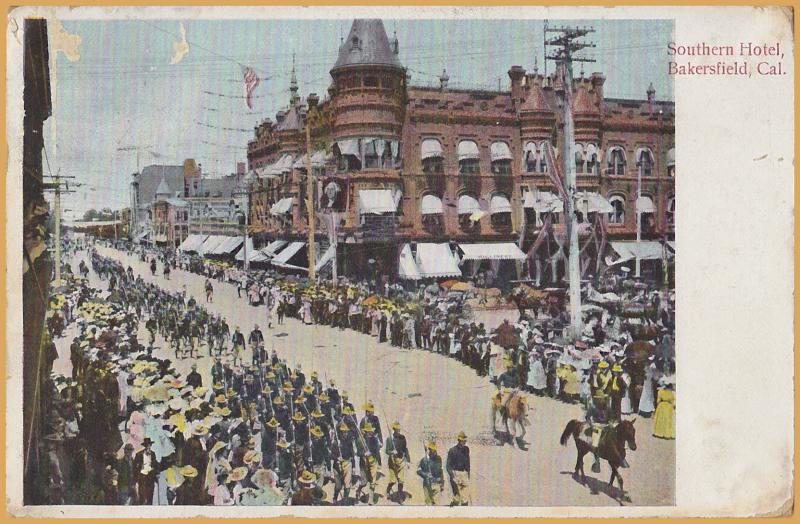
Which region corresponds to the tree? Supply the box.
[82,209,99,222]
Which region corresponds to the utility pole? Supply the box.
[635,160,642,277]
[306,108,316,281]
[43,172,75,289]
[546,24,595,341]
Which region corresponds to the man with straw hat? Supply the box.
[417,441,445,505]
[291,470,319,505]
[309,425,329,489]
[446,431,471,506]
[331,421,355,504]
[359,402,383,464]
[275,437,293,493]
[384,421,410,502]
[355,422,379,505]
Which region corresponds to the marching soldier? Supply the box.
[417,441,445,505]
[332,421,355,504]
[231,327,245,366]
[309,425,329,488]
[384,421,410,502]
[355,422,380,505]
[446,431,471,506]
[360,402,383,465]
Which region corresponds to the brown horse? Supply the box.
[506,286,549,319]
[559,419,637,497]
[491,391,530,447]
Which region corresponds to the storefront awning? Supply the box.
[201,235,227,254]
[458,242,527,261]
[210,236,243,255]
[134,230,151,243]
[235,238,254,261]
[490,141,513,162]
[270,197,294,216]
[357,189,398,215]
[272,241,306,266]
[457,194,481,215]
[420,194,444,215]
[575,192,615,214]
[489,195,512,214]
[416,243,462,278]
[314,245,335,273]
[421,139,443,160]
[262,239,289,258]
[179,234,207,252]
[523,191,563,213]
[608,241,671,266]
[293,151,328,169]
[398,244,422,280]
[457,140,480,161]
[636,196,655,213]
[336,139,360,157]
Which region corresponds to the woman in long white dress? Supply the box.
[638,362,657,416]
[620,371,633,415]
[527,353,547,393]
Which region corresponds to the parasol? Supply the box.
[440,279,459,289]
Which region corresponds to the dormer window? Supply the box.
[351,36,361,50]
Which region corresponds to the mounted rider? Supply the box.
[587,360,614,471]
[496,363,520,413]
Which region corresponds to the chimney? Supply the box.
[508,65,525,105]
[591,72,605,104]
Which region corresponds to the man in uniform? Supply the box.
[384,421,410,502]
[331,421,355,504]
[231,327,245,366]
[309,425,329,489]
[608,363,627,421]
[417,441,445,505]
[186,363,203,389]
[446,431,471,506]
[359,402,383,466]
[356,422,380,505]
[248,324,264,365]
[588,360,613,472]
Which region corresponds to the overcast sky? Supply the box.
[43,18,674,216]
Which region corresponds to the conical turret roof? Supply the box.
[332,19,403,71]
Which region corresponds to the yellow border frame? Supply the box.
[1,3,796,522]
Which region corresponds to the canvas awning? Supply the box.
[357,189,398,215]
[210,236,243,255]
[336,139,360,157]
[398,244,422,280]
[178,234,207,252]
[420,194,444,215]
[458,242,527,261]
[457,194,481,215]
[235,238,254,261]
[272,241,306,266]
[270,197,294,216]
[134,230,151,243]
[201,235,227,254]
[489,195,512,214]
[490,141,513,162]
[575,192,615,214]
[415,243,461,278]
[523,191,563,213]
[636,196,655,213]
[314,245,336,273]
[421,139,443,160]
[457,140,480,161]
[262,239,289,258]
[293,151,328,169]
[608,241,671,266]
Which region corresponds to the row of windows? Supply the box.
[420,139,663,177]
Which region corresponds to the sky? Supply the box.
[43,18,674,217]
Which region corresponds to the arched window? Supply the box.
[666,196,675,226]
[489,193,512,229]
[457,140,480,175]
[421,138,444,174]
[420,192,444,231]
[334,140,361,172]
[523,142,538,173]
[364,75,379,88]
[457,193,481,231]
[585,144,599,174]
[574,143,585,173]
[636,147,655,176]
[606,146,627,176]
[608,195,626,224]
[490,141,512,175]
[538,142,550,173]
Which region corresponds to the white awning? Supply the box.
[575,192,615,214]
[314,245,336,273]
[262,239,289,258]
[210,236,243,255]
[420,194,444,215]
[490,141,512,162]
[421,139,443,160]
[398,244,422,280]
[357,189,398,215]
[457,194,481,215]
[336,139,360,157]
[201,235,227,254]
[179,234,206,252]
[489,195,512,214]
[415,243,461,278]
[458,242,527,261]
[667,148,675,167]
[235,237,254,261]
[293,151,327,169]
[636,196,655,213]
[523,191,563,213]
[609,241,670,266]
[272,241,306,266]
[270,197,294,216]
[457,140,480,161]
[134,230,151,243]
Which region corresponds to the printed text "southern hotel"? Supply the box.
[667,42,783,57]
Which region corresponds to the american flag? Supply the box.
[242,67,260,109]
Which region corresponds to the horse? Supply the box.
[559,419,637,498]
[506,285,549,320]
[491,391,530,448]
[621,321,660,341]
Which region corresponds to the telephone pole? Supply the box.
[545,24,595,341]
[305,108,316,281]
[43,172,75,288]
